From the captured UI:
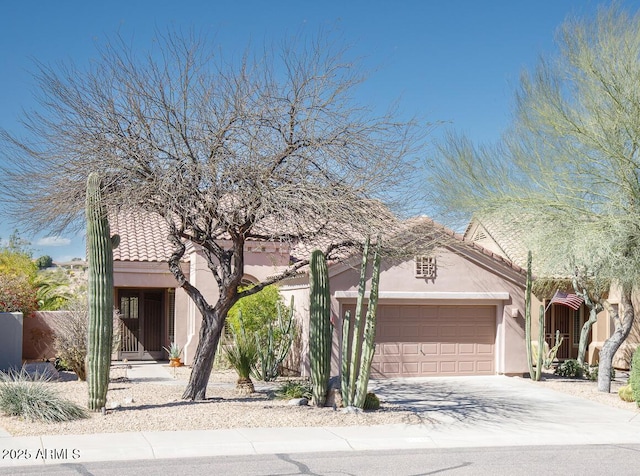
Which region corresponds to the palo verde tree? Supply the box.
[428,5,640,392]
[0,31,424,400]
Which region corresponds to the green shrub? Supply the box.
[363,392,380,410]
[275,380,312,400]
[0,370,88,422]
[554,359,584,378]
[227,285,283,346]
[630,346,640,406]
[223,313,258,384]
[619,384,635,402]
[585,363,615,382]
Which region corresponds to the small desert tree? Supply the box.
[0,31,425,400]
[428,5,640,392]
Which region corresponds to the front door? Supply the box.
[545,304,584,360]
[118,289,164,360]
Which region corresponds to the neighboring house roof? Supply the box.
[413,216,527,277]
[464,216,528,268]
[110,210,176,262]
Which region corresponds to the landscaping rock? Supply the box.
[22,362,59,381]
[287,398,309,406]
[325,375,343,408]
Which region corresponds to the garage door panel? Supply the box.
[421,343,437,355]
[458,343,475,354]
[381,343,400,355]
[421,362,438,374]
[400,324,420,339]
[458,361,475,372]
[420,325,439,339]
[402,343,419,355]
[439,361,456,373]
[440,343,456,354]
[477,343,493,354]
[477,361,494,372]
[371,304,496,377]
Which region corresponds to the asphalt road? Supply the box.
[3,445,640,476]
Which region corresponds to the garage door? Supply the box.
[343,304,495,377]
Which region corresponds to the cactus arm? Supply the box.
[346,236,370,406]
[340,309,351,406]
[354,239,382,408]
[524,251,535,378]
[86,172,115,411]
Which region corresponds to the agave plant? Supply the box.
[0,370,88,422]
[163,342,183,359]
[223,311,258,394]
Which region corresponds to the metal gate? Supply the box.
[118,289,164,360]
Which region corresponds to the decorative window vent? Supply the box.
[415,255,436,278]
[473,230,487,241]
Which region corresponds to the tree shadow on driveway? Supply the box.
[369,377,544,428]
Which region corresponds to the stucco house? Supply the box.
[108,212,530,378]
[464,216,640,369]
[110,211,292,365]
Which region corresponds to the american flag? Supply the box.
[549,290,583,310]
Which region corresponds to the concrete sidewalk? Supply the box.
[1,364,640,467]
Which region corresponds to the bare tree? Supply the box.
[427,5,640,392]
[0,31,425,400]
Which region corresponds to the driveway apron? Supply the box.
[370,375,640,447]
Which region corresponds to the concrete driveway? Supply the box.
[370,375,640,446]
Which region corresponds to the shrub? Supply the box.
[227,285,284,350]
[554,359,584,378]
[0,274,39,317]
[52,298,122,381]
[0,239,39,316]
[585,363,615,382]
[630,346,640,406]
[363,392,380,410]
[223,314,258,391]
[0,370,88,422]
[275,380,312,400]
[619,384,635,402]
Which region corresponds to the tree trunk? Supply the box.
[182,308,226,400]
[598,289,634,393]
[577,307,599,366]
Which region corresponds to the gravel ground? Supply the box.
[0,367,423,437]
[529,370,639,412]
[1,366,637,437]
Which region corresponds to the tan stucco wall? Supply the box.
[173,243,292,365]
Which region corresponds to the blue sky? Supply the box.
[0,0,633,261]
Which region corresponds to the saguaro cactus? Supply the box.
[309,249,332,406]
[86,173,118,411]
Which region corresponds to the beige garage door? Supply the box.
[344,304,495,377]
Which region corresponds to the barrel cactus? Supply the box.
[86,173,118,411]
[309,249,332,406]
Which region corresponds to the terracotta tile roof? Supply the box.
[467,216,529,267]
[110,210,175,262]
[410,216,527,277]
[285,215,527,279]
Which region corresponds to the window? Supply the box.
[415,255,436,278]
